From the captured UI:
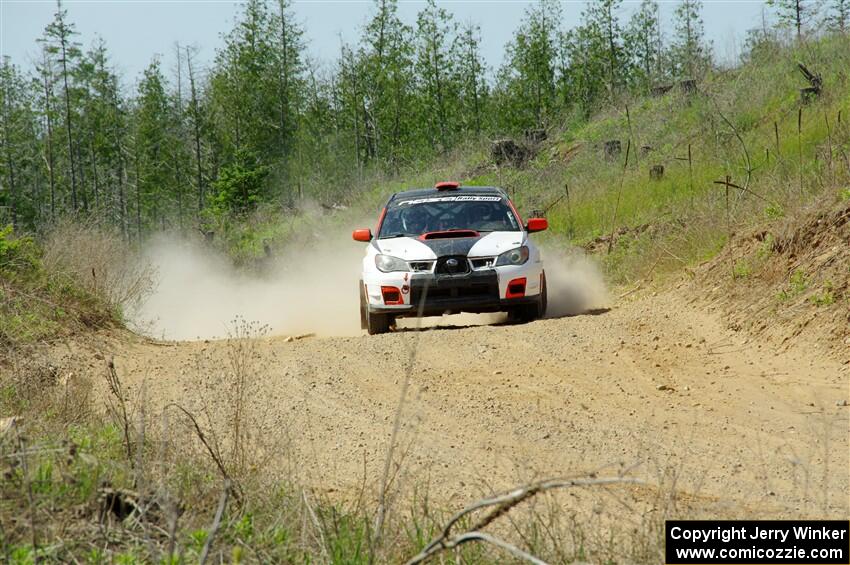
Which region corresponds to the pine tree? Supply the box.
[824,0,849,33]
[495,0,561,130]
[768,0,819,40]
[76,38,124,218]
[626,0,664,92]
[273,0,305,167]
[360,0,415,166]
[454,21,488,136]
[41,0,82,212]
[1,59,42,230]
[185,45,206,214]
[582,0,626,98]
[209,0,278,162]
[0,59,23,229]
[557,20,608,116]
[134,58,181,233]
[670,0,712,79]
[335,43,367,169]
[415,0,457,151]
[35,46,59,223]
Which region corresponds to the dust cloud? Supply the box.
[132,236,608,341]
[133,234,365,340]
[541,247,610,318]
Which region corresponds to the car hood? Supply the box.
[375,231,524,260]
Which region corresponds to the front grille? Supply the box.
[470,257,495,270]
[409,261,435,272]
[434,255,470,275]
[411,283,496,304]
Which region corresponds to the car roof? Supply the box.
[388,185,508,204]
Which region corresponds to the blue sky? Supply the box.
[2,1,769,87]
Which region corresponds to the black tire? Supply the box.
[508,303,539,323]
[540,271,548,317]
[367,311,393,335]
[360,281,393,335]
[359,281,368,330]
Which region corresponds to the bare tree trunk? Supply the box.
[277,0,294,202]
[796,0,802,41]
[77,140,88,212]
[58,29,79,211]
[174,42,185,230]
[135,150,142,241]
[607,3,617,95]
[41,51,58,223]
[2,87,18,230]
[186,47,204,213]
[89,138,100,210]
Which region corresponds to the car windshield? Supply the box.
[379,195,520,238]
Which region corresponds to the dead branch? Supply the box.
[105,358,134,464]
[199,479,231,565]
[712,179,778,208]
[607,139,632,255]
[405,476,641,565]
[14,425,40,564]
[797,62,822,90]
[431,532,548,565]
[710,99,753,190]
[164,403,243,504]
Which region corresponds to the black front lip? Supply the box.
[370,271,536,317]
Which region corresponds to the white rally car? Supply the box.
[352,182,548,334]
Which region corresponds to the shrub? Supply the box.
[42,221,156,316]
[0,225,40,276]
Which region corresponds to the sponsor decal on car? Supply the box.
[397,195,503,206]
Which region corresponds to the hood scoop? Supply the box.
[420,230,480,240]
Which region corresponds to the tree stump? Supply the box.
[603,140,622,160]
[800,87,820,104]
[491,139,529,167]
[797,62,822,104]
[651,84,673,97]
[679,79,697,95]
[649,164,664,180]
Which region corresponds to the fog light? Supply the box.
[381,286,403,305]
[506,277,526,298]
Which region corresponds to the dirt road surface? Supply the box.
[92,287,848,518]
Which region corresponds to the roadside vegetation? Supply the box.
[1,0,849,562]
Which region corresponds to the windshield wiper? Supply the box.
[378,233,410,239]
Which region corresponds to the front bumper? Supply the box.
[364,263,542,318]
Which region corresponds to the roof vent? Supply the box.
[435,181,460,191]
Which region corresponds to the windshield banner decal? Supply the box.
[397,196,502,206]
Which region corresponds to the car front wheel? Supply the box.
[360,281,393,335]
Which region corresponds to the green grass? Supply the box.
[809,280,836,306]
[444,35,850,284]
[778,268,809,301]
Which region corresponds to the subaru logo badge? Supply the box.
[446,258,459,268]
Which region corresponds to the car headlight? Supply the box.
[375,254,409,272]
[495,246,529,266]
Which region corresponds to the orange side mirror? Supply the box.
[352,228,373,242]
[526,218,548,233]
